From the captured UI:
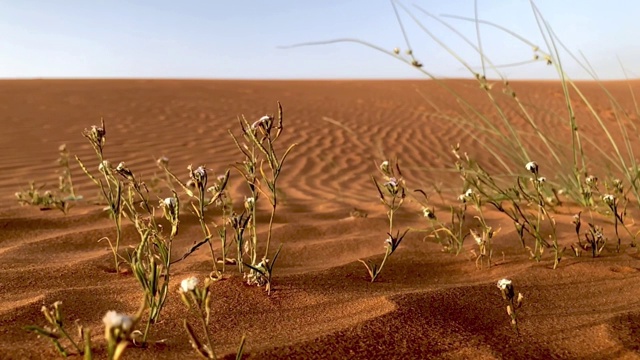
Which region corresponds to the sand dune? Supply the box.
[3,79,640,359]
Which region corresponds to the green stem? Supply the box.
[57,324,83,355]
[371,250,391,282]
[200,312,216,360]
[114,215,121,272]
[264,205,276,260]
[142,314,152,344]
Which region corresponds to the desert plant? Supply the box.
[103,309,142,360]
[228,103,296,293]
[180,276,216,359]
[75,120,125,272]
[160,162,230,278]
[57,144,81,202]
[127,191,180,343]
[24,301,92,358]
[497,279,524,335]
[360,160,410,282]
[15,144,81,214]
[602,193,636,251]
[584,223,607,258]
[179,276,247,359]
[417,189,468,255]
[15,182,70,214]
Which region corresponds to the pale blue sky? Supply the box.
[1,1,638,80]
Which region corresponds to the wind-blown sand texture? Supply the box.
[2,79,640,359]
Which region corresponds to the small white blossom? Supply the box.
[384,237,393,246]
[537,177,546,183]
[98,160,111,173]
[245,197,255,211]
[603,194,615,206]
[116,162,126,171]
[103,311,133,332]
[194,166,206,178]
[380,160,390,174]
[251,115,271,129]
[384,177,398,187]
[422,207,436,219]
[163,197,176,208]
[525,161,538,174]
[157,156,169,167]
[497,278,512,291]
[465,189,473,197]
[585,175,597,185]
[180,276,199,293]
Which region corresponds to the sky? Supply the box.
[1,1,639,80]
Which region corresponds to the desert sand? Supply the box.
[2,79,640,359]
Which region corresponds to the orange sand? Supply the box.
[2,80,640,359]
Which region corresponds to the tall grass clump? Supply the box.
[285,0,640,265]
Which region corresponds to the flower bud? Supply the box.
[180,276,199,293]
[380,160,390,175]
[244,197,255,212]
[525,161,538,175]
[115,162,134,180]
[98,160,111,174]
[602,194,615,207]
[422,207,436,220]
[156,156,169,168]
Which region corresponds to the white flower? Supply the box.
[525,161,538,174]
[465,189,473,197]
[194,166,206,178]
[245,197,255,211]
[163,197,175,207]
[384,237,393,247]
[251,115,271,129]
[537,177,546,183]
[380,160,390,173]
[180,276,199,293]
[157,156,169,167]
[457,194,466,202]
[603,194,615,206]
[384,177,398,187]
[98,160,111,173]
[116,162,126,171]
[103,311,133,332]
[585,175,598,185]
[497,278,512,291]
[422,207,436,219]
[190,165,207,187]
